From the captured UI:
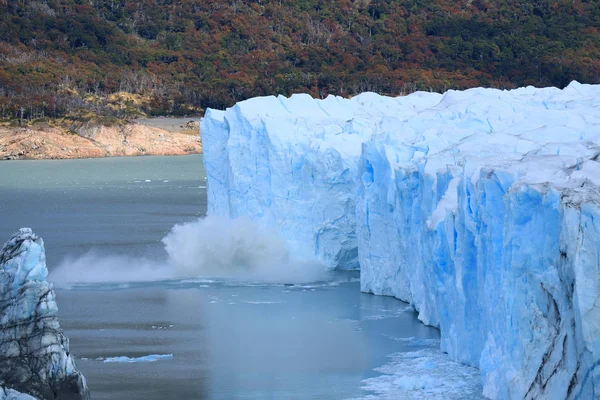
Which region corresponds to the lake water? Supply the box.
[0,155,481,399]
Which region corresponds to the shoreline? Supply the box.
[0,119,202,160]
[0,151,202,162]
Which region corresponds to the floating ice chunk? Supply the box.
[354,348,483,400]
[101,354,173,363]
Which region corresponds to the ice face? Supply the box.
[0,229,89,400]
[356,83,600,399]
[202,82,600,399]
[202,92,442,268]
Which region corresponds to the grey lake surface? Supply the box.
[0,155,442,399]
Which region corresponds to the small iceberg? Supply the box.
[100,354,173,363]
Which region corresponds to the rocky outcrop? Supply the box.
[0,229,89,400]
[184,120,200,131]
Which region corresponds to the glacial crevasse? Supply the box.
[201,82,600,399]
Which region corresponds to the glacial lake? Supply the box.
[0,155,480,399]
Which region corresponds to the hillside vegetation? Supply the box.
[1,0,599,120]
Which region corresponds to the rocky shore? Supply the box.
[0,120,201,160]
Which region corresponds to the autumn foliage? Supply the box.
[1,0,599,119]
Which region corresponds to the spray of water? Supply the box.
[49,252,172,286]
[49,216,327,286]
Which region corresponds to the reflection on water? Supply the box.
[1,155,440,399]
[57,278,438,400]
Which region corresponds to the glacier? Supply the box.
[202,92,441,267]
[0,229,89,400]
[201,82,600,399]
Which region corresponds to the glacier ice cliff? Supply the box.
[0,229,89,400]
[356,83,600,399]
[202,82,600,399]
[202,92,441,267]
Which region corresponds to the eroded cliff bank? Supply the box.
[0,120,201,160]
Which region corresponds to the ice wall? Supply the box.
[201,82,600,399]
[357,83,600,399]
[0,229,89,400]
[201,92,441,267]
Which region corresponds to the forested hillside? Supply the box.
[1,0,599,119]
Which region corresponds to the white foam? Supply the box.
[49,216,328,286]
[354,348,483,400]
[163,216,328,284]
[48,251,172,287]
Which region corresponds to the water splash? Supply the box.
[49,216,327,286]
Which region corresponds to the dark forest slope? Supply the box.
[1,0,599,119]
